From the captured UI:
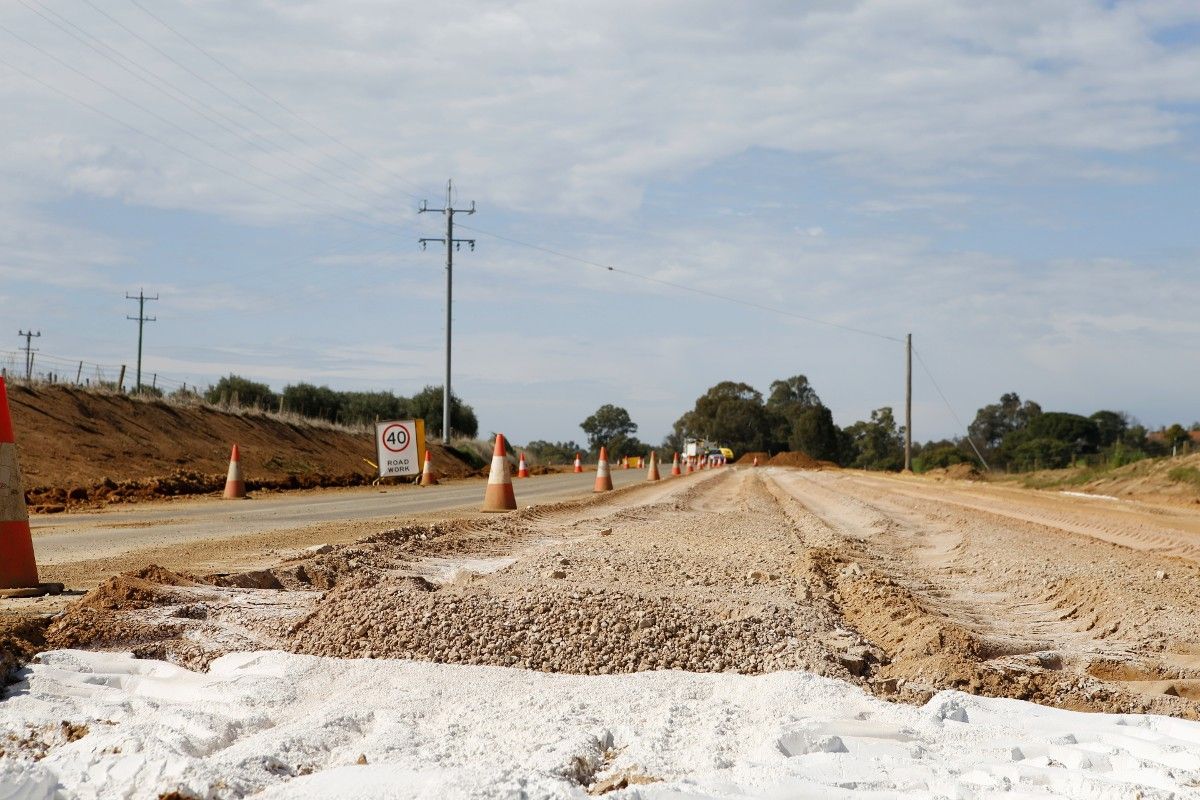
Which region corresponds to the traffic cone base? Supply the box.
[223,444,246,499]
[594,447,613,492]
[0,378,42,591]
[482,434,517,512]
[420,450,438,486]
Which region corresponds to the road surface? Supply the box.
[29,469,653,579]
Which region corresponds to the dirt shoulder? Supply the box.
[7,383,480,511]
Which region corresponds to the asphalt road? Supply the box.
[29,469,653,565]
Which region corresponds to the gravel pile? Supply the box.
[290,577,831,675]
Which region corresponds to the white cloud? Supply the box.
[0,1,1198,441]
[1,1,1198,222]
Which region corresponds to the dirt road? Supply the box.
[28,469,649,589]
[32,465,1200,719]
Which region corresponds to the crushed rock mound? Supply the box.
[735,452,770,465]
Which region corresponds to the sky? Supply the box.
[0,0,1198,446]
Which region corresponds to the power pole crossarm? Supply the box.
[17,330,41,380]
[125,289,158,393]
[419,179,476,445]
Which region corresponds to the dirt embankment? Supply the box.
[7,384,478,510]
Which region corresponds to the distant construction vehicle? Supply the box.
[684,438,734,464]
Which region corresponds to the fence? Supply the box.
[0,349,198,396]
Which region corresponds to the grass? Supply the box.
[1167,466,1200,489]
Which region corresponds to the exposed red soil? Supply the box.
[6,383,477,509]
[766,451,833,469]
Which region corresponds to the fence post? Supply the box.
[75,361,83,384]
[117,364,126,393]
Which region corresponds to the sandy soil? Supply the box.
[17,465,1200,721]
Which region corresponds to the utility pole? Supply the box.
[419,180,475,444]
[125,289,158,393]
[904,332,913,472]
[17,330,40,380]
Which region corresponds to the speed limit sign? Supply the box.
[375,419,425,477]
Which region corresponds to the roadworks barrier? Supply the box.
[481,434,517,512]
[594,447,613,492]
[0,377,62,598]
[420,450,438,486]
[646,451,661,482]
[223,444,246,499]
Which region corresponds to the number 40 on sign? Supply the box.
[375,419,425,478]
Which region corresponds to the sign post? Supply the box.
[375,419,425,479]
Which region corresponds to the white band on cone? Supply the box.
[488,455,510,484]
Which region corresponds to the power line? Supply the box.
[123,0,433,202]
[4,11,397,228]
[455,221,903,343]
[0,50,403,237]
[912,346,990,470]
[65,0,404,212]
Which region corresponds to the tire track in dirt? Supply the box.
[766,468,1200,716]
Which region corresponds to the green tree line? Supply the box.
[202,375,479,438]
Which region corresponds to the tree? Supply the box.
[766,375,822,411]
[339,391,409,426]
[1026,412,1100,454]
[409,385,479,439]
[580,404,638,454]
[281,383,342,421]
[525,440,584,464]
[766,374,833,457]
[674,382,776,455]
[1164,424,1190,453]
[968,392,1042,451]
[844,407,904,471]
[787,404,841,462]
[1089,410,1128,448]
[1012,437,1073,471]
[913,441,971,471]
[206,374,277,409]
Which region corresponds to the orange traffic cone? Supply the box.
[686,458,694,474]
[646,451,660,482]
[0,377,42,595]
[420,449,438,486]
[223,444,246,499]
[517,452,530,478]
[671,452,681,476]
[573,452,583,473]
[482,434,517,512]
[594,447,613,492]
[753,456,759,467]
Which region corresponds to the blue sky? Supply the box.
[1,0,1198,445]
